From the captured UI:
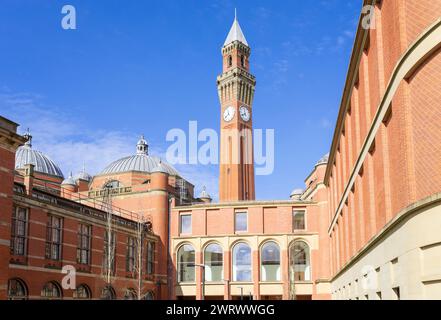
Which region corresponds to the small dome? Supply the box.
[316,153,329,166]
[199,186,212,200]
[290,188,304,197]
[100,136,179,176]
[74,165,92,182]
[62,172,76,186]
[15,131,64,178]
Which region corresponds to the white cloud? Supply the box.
[0,89,219,198]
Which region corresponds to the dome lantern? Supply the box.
[136,135,148,155]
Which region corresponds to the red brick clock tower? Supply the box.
[217,15,256,202]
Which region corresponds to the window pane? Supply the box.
[235,212,247,232]
[233,243,251,282]
[293,211,305,230]
[261,242,281,281]
[178,244,195,282]
[290,242,311,281]
[180,215,192,234]
[204,244,223,282]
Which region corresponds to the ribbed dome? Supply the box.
[62,173,76,186]
[15,133,64,178]
[100,136,179,176]
[316,153,329,166]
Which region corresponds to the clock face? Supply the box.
[223,106,235,122]
[239,106,251,122]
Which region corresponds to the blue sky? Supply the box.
[0,0,361,200]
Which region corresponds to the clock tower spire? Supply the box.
[217,14,256,202]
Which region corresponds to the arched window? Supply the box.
[73,284,91,299]
[101,285,116,300]
[177,244,195,283]
[124,288,137,300]
[7,278,27,300]
[104,180,122,189]
[260,242,281,281]
[241,55,245,67]
[41,281,62,299]
[232,242,252,282]
[144,291,155,300]
[204,243,223,282]
[290,241,311,281]
[228,55,233,67]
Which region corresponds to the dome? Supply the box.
[74,165,92,182]
[62,172,76,186]
[99,136,179,176]
[290,188,304,197]
[15,132,64,178]
[316,153,329,166]
[198,186,212,200]
[151,161,169,174]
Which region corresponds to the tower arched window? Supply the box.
[228,55,233,67]
[101,285,116,300]
[41,281,62,299]
[289,241,311,281]
[204,243,223,282]
[241,55,245,67]
[73,284,91,299]
[177,244,195,283]
[260,242,281,281]
[7,278,28,300]
[232,242,252,282]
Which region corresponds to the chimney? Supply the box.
[24,164,34,195]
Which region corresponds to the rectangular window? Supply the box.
[103,231,116,275]
[147,241,155,275]
[126,236,136,273]
[180,214,192,234]
[45,215,63,260]
[293,210,306,231]
[76,224,91,265]
[235,212,247,232]
[11,207,28,256]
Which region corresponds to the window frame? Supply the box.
[234,211,248,233]
[179,214,192,235]
[204,243,223,282]
[147,241,155,275]
[260,241,281,282]
[177,243,195,283]
[232,242,252,282]
[45,215,63,261]
[77,224,91,265]
[11,206,28,256]
[293,210,307,231]
[126,236,136,273]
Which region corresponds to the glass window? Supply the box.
[232,242,251,282]
[103,231,116,275]
[293,211,306,230]
[77,224,91,265]
[261,242,281,281]
[41,281,62,299]
[45,216,63,261]
[204,243,223,282]
[144,291,154,300]
[147,242,155,275]
[177,244,195,283]
[7,278,27,300]
[289,241,311,281]
[235,212,247,232]
[126,236,136,273]
[101,285,116,300]
[11,207,28,256]
[180,214,192,234]
[124,289,137,300]
[73,284,91,299]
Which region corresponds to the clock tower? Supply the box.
[217,14,256,202]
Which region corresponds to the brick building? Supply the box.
[1,0,441,300]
